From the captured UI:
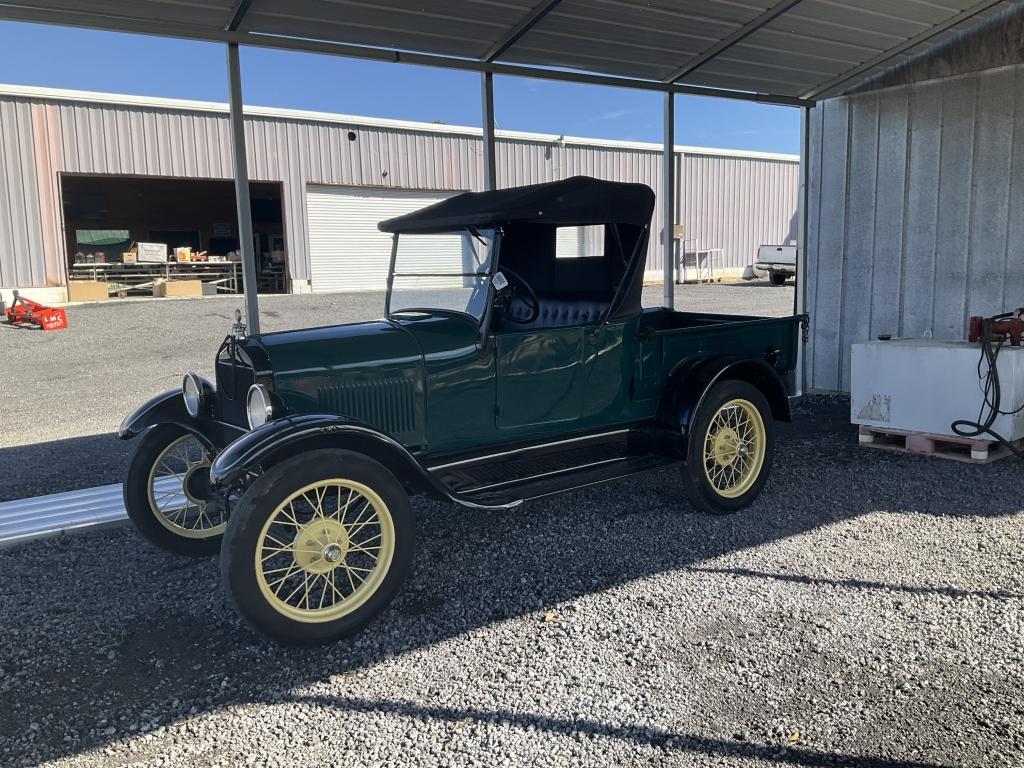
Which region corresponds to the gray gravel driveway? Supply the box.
[1,395,1022,767]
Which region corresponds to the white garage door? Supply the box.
[306,186,464,292]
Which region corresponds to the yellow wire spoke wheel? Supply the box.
[702,398,766,499]
[255,479,396,623]
[147,434,224,539]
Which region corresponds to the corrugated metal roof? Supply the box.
[0,0,1013,106]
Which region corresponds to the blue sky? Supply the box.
[0,21,800,154]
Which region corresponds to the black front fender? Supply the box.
[118,388,246,450]
[209,414,481,506]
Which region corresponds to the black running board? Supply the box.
[425,427,679,508]
[456,453,679,507]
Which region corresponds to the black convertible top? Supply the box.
[378,176,655,234]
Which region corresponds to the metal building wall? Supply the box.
[680,153,799,269]
[0,99,47,287]
[806,63,1024,392]
[0,88,798,291]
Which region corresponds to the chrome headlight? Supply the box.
[182,372,204,418]
[246,384,275,430]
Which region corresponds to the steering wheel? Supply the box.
[493,267,541,325]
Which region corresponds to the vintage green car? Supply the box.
[119,176,806,645]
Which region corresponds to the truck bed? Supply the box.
[638,308,804,388]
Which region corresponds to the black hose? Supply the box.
[950,314,1024,460]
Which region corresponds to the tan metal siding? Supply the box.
[0,92,797,291]
[680,153,800,270]
[806,63,1024,392]
[0,99,46,287]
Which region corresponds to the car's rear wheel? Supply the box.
[124,424,225,557]
[769,271,788,286]
[220,449,414,645]
[680,379,774,514]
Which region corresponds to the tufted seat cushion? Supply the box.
[505,297,610,329]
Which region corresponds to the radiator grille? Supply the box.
[317,377,417,437]
[215,341,255,428]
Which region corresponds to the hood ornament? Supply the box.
[231,308,247,340]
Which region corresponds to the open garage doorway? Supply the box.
[61,175,289,295]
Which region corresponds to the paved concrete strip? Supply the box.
[0,482,128,546]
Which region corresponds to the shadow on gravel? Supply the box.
[0,432,131,502]
[0,395,1020,765]
[686,566,1024,602]
[286,694,953,768]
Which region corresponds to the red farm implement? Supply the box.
[4,290,68,331]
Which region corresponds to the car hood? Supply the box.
[252,320,422,374]
[249,319,426,431]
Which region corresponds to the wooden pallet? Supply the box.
[857,425,1020,464]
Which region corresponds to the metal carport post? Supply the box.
[226,42,261,335]
[481,72,497,192]
[662,92,675,310]
[794,105,811,397]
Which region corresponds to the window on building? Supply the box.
[555,225,604,258]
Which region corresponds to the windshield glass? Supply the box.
[387,228,495,322]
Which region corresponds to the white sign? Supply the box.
[136,242,168,263]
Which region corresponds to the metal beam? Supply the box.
[224,0,255,31]
[481,72,497,190]
[0,6,811,108]
[793,105,811,397]
[802,0,1004,99]
[662,92,675,310]
[226,43,260,335]
[664,0,805,83]
[482,0,563,62]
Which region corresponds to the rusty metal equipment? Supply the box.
[968,312,1024,347]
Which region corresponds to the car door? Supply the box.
[494,326,585,431]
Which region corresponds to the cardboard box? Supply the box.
[153,280,203,298]
[122,249,137,263]
[67,280,109,302]
[271,250,286,263]
[174,247,192,263]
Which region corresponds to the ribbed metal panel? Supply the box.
[0,482,126,546]
[0,0,1009,102]
[0,477,181,546]
[317,377,418,438]
[680,153,799,270]
[0,90,797,289]
[0,98,45,287]
[806,63,1024,392]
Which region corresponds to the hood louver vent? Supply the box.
[317,377,417,438]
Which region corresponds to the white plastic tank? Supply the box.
[850,339,1024,441]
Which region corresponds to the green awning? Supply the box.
[75,229,129,246]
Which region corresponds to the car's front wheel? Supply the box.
[220,449,414,645]
[124,424,226,557]
[680,379,775,514]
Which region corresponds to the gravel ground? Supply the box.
[0,282,792,501]
[1,395,1023,767]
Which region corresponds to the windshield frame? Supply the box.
[384,227,501,325]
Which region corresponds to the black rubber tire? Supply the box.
[124,424,222,557]
[220,449,415,645]
[680,379,775,515]
[769,271,788,286]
